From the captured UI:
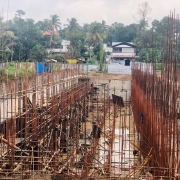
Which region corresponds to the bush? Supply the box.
[49,54,66,62]
[156,63,162,70]
[86,55,97,65]
[0,62,34,80]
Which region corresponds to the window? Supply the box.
[119,48,122,52]
[113,47,122,53]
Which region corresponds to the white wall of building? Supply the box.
[122,48,134,53]
[108,63,131,75]
[61,40,70,52]
[47,40,70,54]
[103,44,112,53]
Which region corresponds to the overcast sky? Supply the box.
[1,0,180,26]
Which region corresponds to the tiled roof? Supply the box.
[64,53,76,59]
[43,31,59,36]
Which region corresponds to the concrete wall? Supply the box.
[91,79,131,101]
[0,75,78,124]
[108,63,131,75]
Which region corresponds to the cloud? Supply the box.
[1,0,180,26]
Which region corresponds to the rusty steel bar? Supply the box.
[131,12,180,179]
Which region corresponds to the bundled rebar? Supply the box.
[131,11,180,179]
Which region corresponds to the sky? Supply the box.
[1,0,180,26]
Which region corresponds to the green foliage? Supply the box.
[99,44,105,71]
[49,15,61,30]
[49,15,61,48]
[87,55,97,65]
[87,59,96,65]
[93,45,101,59]
[104,23,138,44]
[49,54,66,62]
[8,15,43,61]
[64,18,85,57]
[1,8,179,65]
[85,21,106,47]
[138,48,152,62]
[4,49,12,61]
[156,63,162,70]
[15,10,25,17]
[156,50,162,63]
[29,44,46,61]
[0,20,18,61]
[0,62,34,79]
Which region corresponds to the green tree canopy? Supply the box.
[85,21,106,47]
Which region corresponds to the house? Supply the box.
[47,40,70,54]
[64,53,79,64]
[111,42,138,65]
[43,31,59,36]
[61,40,70,53]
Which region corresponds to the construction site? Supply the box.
[0,13,180,180]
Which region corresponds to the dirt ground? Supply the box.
[87,72,132,81]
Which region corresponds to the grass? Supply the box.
[0,62,34,81]
[92,73,100,76]
[53,64,62,72]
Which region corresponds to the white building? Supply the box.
[107,42,139,74]
[103,44,112,62]
[111,42,138,65]
[47,40,70,54]
[103,44,112,53]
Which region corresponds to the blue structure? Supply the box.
[112,36,117,42]
[44,63,49,72]
[36,62,50,74]
[36,62,43,74]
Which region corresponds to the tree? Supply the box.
[3,7,176,65]
[65,18,79,37]
[49,15,61,48]
[101,20,108,36]
[133,2,152,62]
[136,1,151,31]
[0,15,18,61]
[85,22,106,47]
[151,19,161,32]
[29,44,46,61]
[125,24,138,41]
[8,11,43,61]
[105,22,138,44]
[99,44,105,71]
[15,10,25,18]
[49,15,61,31]
[36,20,50,32]
[85,22,107,58]
[64,18,82,57]
[1,31,18,61]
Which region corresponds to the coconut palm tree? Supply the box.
[49,15,61,48]
[65,18,79,37]
[65,18,82,56]
[85,22,106,47]
[85,22,107,58]
[50,15,61,31]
